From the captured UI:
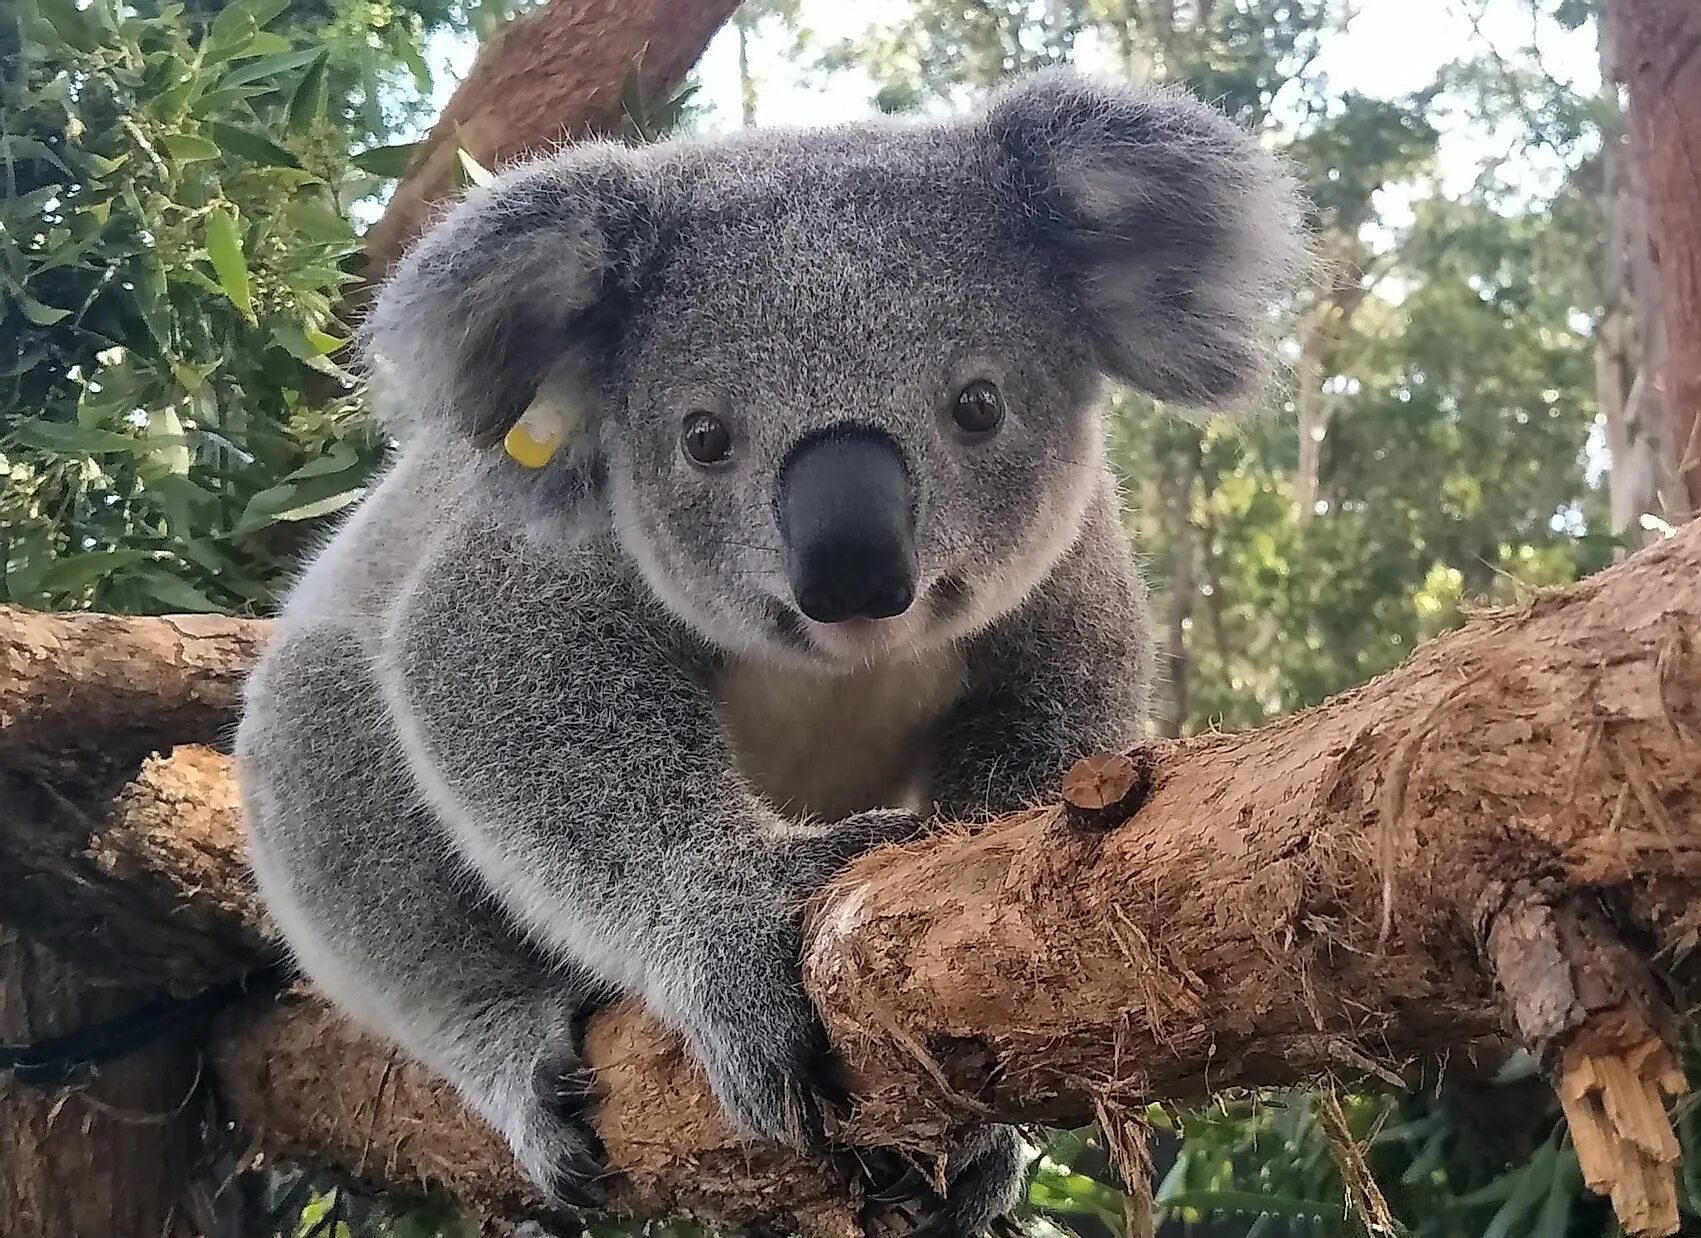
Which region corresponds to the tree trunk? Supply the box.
[360,0,743,279]
[1160,453,1195,737]
[1610,0,1701,520]
[1595,9,1670,545]
[736,9,758,128]
[1,523,1697,1236]
[1293,236,1371,524]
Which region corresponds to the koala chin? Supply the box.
[235,67,1302,1234]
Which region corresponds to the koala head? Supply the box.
[365,68,1303,668]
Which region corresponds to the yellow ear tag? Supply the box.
[503,399,567,469]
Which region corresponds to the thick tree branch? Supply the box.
[361,0,743,279]
[1,525,1698,1236]
[0,610,265,776]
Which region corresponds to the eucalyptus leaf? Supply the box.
[271,486,366,522]
[132,568,226,613]
[271,321,351,378]
[221,46,327,87]
[18,295,73,326]
[162,133,221,163]
[36,549,153,597]
[351,141,422,177]
[204,203,255,323]
[456,146,493,187]
[204,121,303,169]
[147,404,192,475]
[28,0,98,53]
[280,196,357,244]
[1,134,75,177]
[9,420,143,453]
[286,54,330,133]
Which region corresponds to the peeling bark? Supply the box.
[1,746,264,992]
[1488,895,1687,1235]
[0,609,265,777]
[0,523,1697,1236]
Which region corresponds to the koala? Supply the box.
[235,67,1300,1235]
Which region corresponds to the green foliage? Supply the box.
[1,0,390,613]
[248,1171,479,1237]
[1287,92,1440,233]
[1115,180,1611,729]
[812,0,1081,114]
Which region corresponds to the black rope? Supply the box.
[0,959,291,1087]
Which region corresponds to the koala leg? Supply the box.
[580,805,925,1149]
[238,625,608,1206]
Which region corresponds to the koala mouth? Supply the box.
[765,572,977,666]
[800,614,919,662]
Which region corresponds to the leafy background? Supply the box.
[3,0,1695,1234]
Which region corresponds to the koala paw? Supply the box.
[783,808,928,886]
[503,1049,608,1208]
[686,812,928,1152]
[696,1013,847,1149]
[860,1126,1029,1238]
[924,1125,1029,1238]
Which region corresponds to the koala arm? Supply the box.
[930,480,1152,821]
[378,516,916,1147]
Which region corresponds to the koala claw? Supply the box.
[916,1126,1028,1238]
[835,1144,934,1207]
[709,1056,827,1150]
[509,1111,607,1210]
[862,1164,935,1206]
[534,1050,602,1117]
[510,1052,608,1209]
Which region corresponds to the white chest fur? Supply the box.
[714,646,968,822]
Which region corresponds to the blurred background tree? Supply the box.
[3,0,1696,1233]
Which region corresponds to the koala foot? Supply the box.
[859,1127,1029,1238]
[919,1125,1028,1238]
[503,1049,608,1208]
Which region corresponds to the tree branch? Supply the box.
[0,609,265,775]
[360,0,744,280]
[1,524,1697,1236]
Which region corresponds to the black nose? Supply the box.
[779,428,916,624]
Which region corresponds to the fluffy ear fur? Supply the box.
[362,142,653,489]
[985,67,1305,409]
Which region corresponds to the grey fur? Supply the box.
[237,68,1301,1233]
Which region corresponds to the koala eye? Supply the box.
[952,380,1005,437]
[681,411,733,466]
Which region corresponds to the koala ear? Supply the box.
[363,143,652,453]
[986,68,1306,408]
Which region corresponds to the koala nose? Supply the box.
[779,427,917,624]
